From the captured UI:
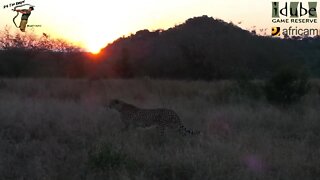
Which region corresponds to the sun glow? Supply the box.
[84,38,106,54]
[87,45,102,54]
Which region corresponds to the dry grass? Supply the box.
[0,78,319,180]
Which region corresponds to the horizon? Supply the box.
[1,0,319,53]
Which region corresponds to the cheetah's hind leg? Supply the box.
[121,124,130,132]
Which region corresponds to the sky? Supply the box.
[0,0,319,53]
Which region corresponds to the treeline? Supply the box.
[0,27,95,78]
[0,50,92,78]
[1,16,320,80]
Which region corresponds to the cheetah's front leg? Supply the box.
[157,125,165,137]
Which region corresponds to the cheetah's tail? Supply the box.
[179,125,200,136]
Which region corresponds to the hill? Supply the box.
[98,15,316,80]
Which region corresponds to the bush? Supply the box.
[234,75,264,101]
[87,143,139,172]
[265,68,310,105]
[214,74,264,103]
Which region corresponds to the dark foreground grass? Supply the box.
[0,78,319,180]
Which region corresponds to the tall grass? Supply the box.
[0,78,319,180]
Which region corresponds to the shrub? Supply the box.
[87,143,139,172]
[214,73,264,103]
[234,77,263,101]
[265,68,310,105]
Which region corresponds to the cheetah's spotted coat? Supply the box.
[108,99,200,136]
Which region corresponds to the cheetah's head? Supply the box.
[108,99,123,110]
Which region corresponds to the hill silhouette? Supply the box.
[0,15,319,79]
[98,15,314,80]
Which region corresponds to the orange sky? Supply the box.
[0,0,319,53]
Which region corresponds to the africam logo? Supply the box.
[271,27,281,36]
[272,26,320,37]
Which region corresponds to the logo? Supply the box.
[272,2,317,18]
[27,25,42,27]
[272,27,281,36]
[272,2,318,24]
[271,1,318,37]
[271,26,320,37]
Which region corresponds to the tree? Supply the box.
[265,68,310,105]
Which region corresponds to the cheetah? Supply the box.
[107,99,200,136]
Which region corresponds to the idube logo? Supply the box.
[272,2,317,23]
[271,1,319,37]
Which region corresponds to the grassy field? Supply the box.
[0,78,319,180]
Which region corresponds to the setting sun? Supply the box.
[87,44,102,54]
[83,36,107,54]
